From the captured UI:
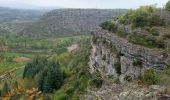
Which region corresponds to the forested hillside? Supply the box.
[19,9,127,37]
[0,7,47,22]
[0,7,47,35]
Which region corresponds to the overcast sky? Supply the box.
[0,0,168,9]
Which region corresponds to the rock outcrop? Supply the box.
[89,29,168,82]
[87,7,170,100]
[87,28,169,99]
[85,82,166,100]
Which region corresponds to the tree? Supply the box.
[23,56,47,78]
[165,0,170,11]
[2,81,10,96]
[38,62,63,93]
[23,56,64,93]
[100,21,118,32]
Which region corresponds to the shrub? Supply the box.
[100,21,118,33]
[124,75,132,81]
[165,0,170,11]
[143,69,160,85]
[92,36,98,43]
[163,33,170,39]
[128,34,165,48]
[149,14,165,26]
[114,78,120,84]
[100,21,128,38]
[79,75,89,91]
[119,6,164,27]
[149,27,159,36]
[118,15,127,24]
[165,66,170,76]
[116,28,128,38]
[102,55,106,61]
[114,62,121,75]
[53,90,67,100]
[133,59,142,66]
[126,6,155,27]
[89,78,103,88]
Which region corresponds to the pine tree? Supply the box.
[2,81,9,96]
[13,81,19,89]
[23,56,63,93]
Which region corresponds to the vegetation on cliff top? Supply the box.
[118,5,165,27]
[166,0,170,11]
[100,3,170,49]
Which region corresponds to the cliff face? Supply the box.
[87,7,170,99]
[87,29,168,100]
[89,29,168,82]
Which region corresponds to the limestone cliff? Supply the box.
[89,29,168,82]
[87,6,170,100]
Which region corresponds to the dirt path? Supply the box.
[67,44,78,52]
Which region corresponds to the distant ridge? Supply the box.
[19,9,127,37]
[0,7,48,22]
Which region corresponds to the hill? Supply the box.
[19,9,127,37]
[0,7,47,22]
[0,7,48,35]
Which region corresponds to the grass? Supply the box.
[128,34,165,48]
[142,69,160,85]
[0,52,33,58]
[0,61,26,74]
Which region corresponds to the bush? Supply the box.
[128,34,165,48]
[124,75,132,81]
[114,62,121,75]
[165,67,170,76]
[100,21,118,33]
[149,27,159,36]
[126,6,155,27]
[114,78,120,84]
[89,78,103,88]
[119,6,164,27]
[133,59,142,66]
[149,14,165,26]
[100,21,128,38]
[165,0,170,11]
[116,28,128,38]
[92,36,98,43]
[143,69,160,85]
[118,15,127,24]
[163,33,170,39]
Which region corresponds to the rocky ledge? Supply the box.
[89,29,168,82]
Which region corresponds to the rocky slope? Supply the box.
[19,9,127,37]
[90,29,168,82]
[87,7,170,100]
[86,81,166,100]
